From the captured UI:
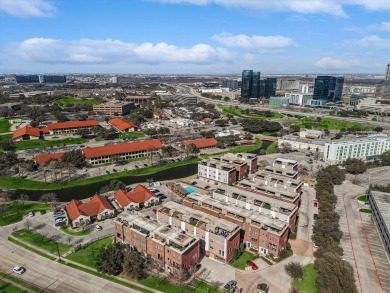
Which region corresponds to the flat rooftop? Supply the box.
[253,171,302,186]
[274,158,298,164]
[371,190,390,230]
[214,184,297,213]
[187,193,287,234]
[240,179,300,200]
[161,201,239,234]
[116,212,196,247]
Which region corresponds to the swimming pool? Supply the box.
[184,186,198,193]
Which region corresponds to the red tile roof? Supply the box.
[114,185,154,207]
[153,112,161,117]
[47,120,98,130]
[182,138,217,149]
[108,118,138,131]
[12,126,41,140]
[35,152,64,165]
[82,139,162,158]
[66,194,114,220]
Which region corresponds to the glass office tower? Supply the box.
[313,76,344,102]
[241,70,260,99]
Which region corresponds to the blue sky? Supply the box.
[0,0,389,74]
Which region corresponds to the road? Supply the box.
[195,94,390,128]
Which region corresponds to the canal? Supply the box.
[15,141,271,202]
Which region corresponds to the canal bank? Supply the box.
[6,141,271,202]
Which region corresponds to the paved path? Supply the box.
[335,182,385,293]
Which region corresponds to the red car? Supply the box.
[246,261,258,270]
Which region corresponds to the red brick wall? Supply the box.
[228,170,237,185]
[250,159,258,173]
[226,230,241,262]
[147,238,165,264]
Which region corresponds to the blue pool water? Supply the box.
[184,186,197,193]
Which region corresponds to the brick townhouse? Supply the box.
[157,201,241,263]
[212,184,298,231]
[115,212,200,274]
[184,193,289,256]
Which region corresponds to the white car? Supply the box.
[95,225,102,231]
[13,266,26,274]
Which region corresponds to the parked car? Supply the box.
[13,266,26,275]
[223,280,237,291]
[55,217,66,223]
[105,170,110,174]
[95,225,102,231]
[28,212,35,217]
[246,261,258,270]
[55,221,65,227]
[152,208,157,214]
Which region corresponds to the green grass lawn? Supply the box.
[60,225,91,236]
[293,264,318,293]
[358,195,368,202]
[139,276,222,293]
[8,236,56,260]
[66,237,113,268]
[55,97,101,106]
[218,104,283,119]
[296,117,371,131]
[201,139,261,159]
[0,157,201,190]
[0,280,28,293]
[0,118,11,133]
[0,133,12,141]
[360,208,372,213]
[266,141,278,154]
[4,137,87,151]
[0,202,50,226]
[12,229,72,255]
[118,132,145,139]
[230,251,257,270]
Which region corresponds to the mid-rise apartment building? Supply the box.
[198,153,258,185]
[184,193,289,256]
[115,212,200,274]
[323,135,390,164]
[212,184,298,230]
[263,158,299,179]
[157,201,241,263]
[93,102,135,115]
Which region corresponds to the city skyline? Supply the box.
[0,0,389,74]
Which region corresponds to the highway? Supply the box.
[192,91,390,129]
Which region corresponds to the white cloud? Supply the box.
[9,38,231,65]
[315,57,359,70]
[358,35,390,48]
[149,0,390,16]
[212,32,293,49]
[367,22,390,32]
[0,0,56,17]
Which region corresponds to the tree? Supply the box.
[123,250,145,280]
[0,152,19,168]
[374,126,383,133]
[284,262,303,280]
[241,118,282,134]
[344,158,367,174]
[279,142,292,153]
[18,193,29,205]
[62,149,85,169]
[289,125,300,133]
[76,128,91,138]
[380,150,390,166]
[187,143,199,154]
[335,132,343,139]
[97,242,126,275]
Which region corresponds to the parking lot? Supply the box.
[335,182,387,293]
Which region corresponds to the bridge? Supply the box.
[256,135,279,142]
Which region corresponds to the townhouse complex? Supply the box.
[198,153,258,185]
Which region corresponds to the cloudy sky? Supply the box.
[0,0,389,74]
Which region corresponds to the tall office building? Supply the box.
[15,75,40,83]
[15,74,66,84]
[385,63,390,80]
[313,76,344,103]
[223,80,239,89]
[241,70,260,99]
[260,78,277,98]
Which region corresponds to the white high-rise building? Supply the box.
[323,135,390,164]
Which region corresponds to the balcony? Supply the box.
[263,203,271,210]
[215,189,226,195]
[190,218,199,226]
[232,193,239,199]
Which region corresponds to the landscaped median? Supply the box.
[0,271,42,293]
[0,157,201,190]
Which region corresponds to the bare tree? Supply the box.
[18,193,29,205]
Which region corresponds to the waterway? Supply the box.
[14,141,271,202]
